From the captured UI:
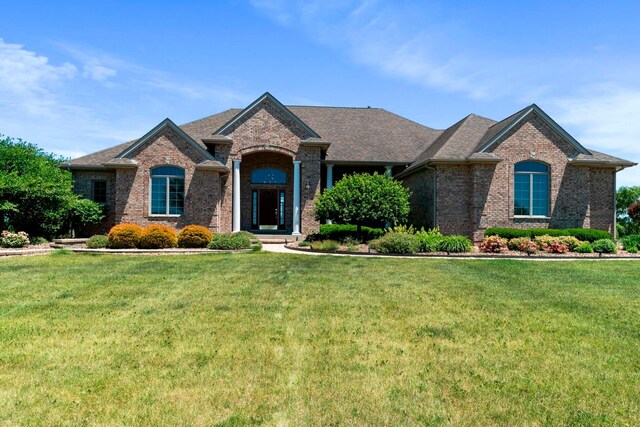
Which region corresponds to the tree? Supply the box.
[616,186,640,236]
[629,201,640,226]
[0,134,103,238]
[315,172,410,238]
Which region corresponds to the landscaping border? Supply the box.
[285,244,640,260]
[64,248,253,255]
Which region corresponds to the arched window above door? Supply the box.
[251,168,287,185]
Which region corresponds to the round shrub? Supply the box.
[592,239,617,254]
[368,232,419,254]
[208,232,251,250]
[439,235,473,253]
[479,235,508,253]
[415,227,443,253]
[575,242,594,253]
[86,235,108,249]
[545,241,570,254]
[557,236,582,251]
[177,225,212,248]
[518,238,539,254]
[508,237,529,251]
[140,224,178,249]
[108,224,143,249]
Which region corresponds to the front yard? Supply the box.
[1,252,639,425]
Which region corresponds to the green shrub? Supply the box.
[533,235,558,250]
[517,238,539,254]
[310,240,340,251]
[557,236,582,251]
[621,234,640,251]
[484,228,529,239]
[563,228,612,242]
[30,236,48,245]
[311,224,384,243]
[530,228,565,238]
[108,224,143,249]
[627,246,639,254]
[369,232,419,254]
[208,233,251,250]
[86,235,108,249]
[0,230,30,248]
[140,224,178,249]
[415,227,443,252]
[575,242,594,253]
[178,225,212,248]
[439,235,473,253]
[485,227,611,242]
[592,239,617,254]
[299,241,311,247]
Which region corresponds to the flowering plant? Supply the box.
[518,239,539,254]
[479,235,508,253]
[0,230,30,248]
[545,241,570,254]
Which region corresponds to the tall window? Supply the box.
[92,180,107,204]
[514,161,549,216]
[151,166,184,215]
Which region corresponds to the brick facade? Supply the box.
[403,113,617,241]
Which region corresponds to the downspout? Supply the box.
[613,169,617,240]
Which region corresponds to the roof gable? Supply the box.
[476,104,591,155]
[117,118,214,160]
[214,92,320,138]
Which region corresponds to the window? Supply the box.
[514,161,549,216]
[92,180,107,204]
[251,168,286,185]
[151,166,185,215]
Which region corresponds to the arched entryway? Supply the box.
[236,151,297,233]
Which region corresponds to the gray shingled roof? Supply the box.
[65,102,635,171]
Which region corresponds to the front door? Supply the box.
[252,189,285,230]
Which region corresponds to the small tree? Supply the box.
[628,201,640,226]
[315,172,410,238]
[617,186,640,236]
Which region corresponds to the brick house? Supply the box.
[64,92,635,240]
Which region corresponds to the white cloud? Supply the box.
[550,85,640,186]
[83,62,117,81]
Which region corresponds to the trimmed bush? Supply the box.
[545,241,570,254]
[563,228,611,242]
[309,224,385,243]
[592,239,617,254]
[533,235,557,251]
[178,225,212,248]
[484,228,529,239]
[439,235,473,253]
[140,224,178,249]
[485,227,611,242]
[621,234,640,252]
[369,232,419,254]
[415,227,443,253]
[310,240,340,251]
[108,224,143,249]
[575,242,594,253]
[208,232,251,250]
[86,235,108,249]
[0,230,30,248]
[479,235,508,253]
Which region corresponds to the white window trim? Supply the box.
[148,170,185,217]
[514,167,549,218]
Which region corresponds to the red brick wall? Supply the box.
[433,114,616,241]
[112,127,222,231]
[402,167,436,230]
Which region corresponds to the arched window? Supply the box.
[514,161,549,216]
[251,168,287,185]
[151,166,185,215]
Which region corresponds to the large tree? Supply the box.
[315,172,410,238]
[616,186,640,236]
[0,135,103,238]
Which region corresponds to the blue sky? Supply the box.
[2,0,640,185]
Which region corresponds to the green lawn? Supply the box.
[1,253,639,425]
